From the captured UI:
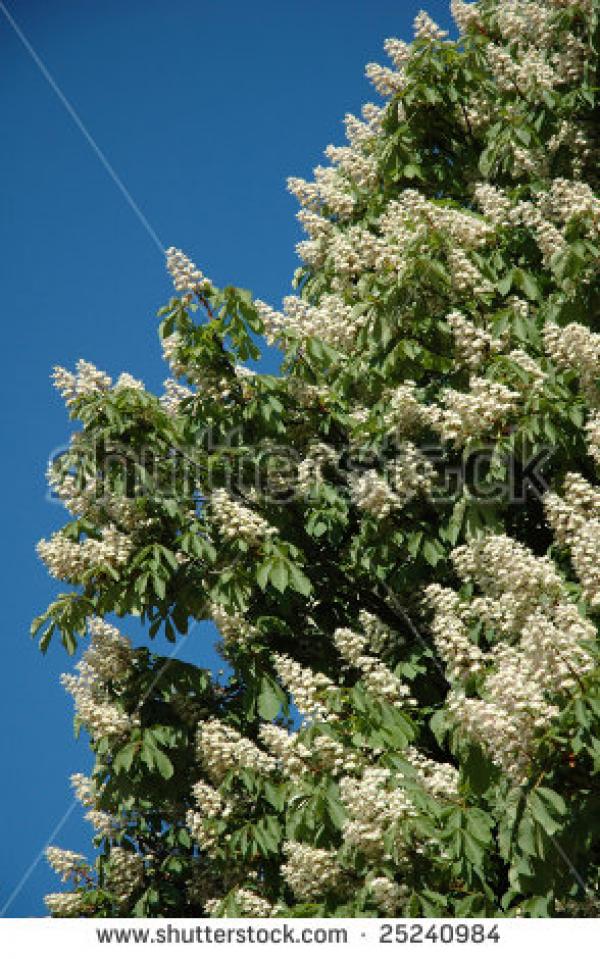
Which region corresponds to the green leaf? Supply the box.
[114,742,138,774]
[289,564,312,596]
[154,748,174,780]
[258,675,285,721]
[269,559,289,593]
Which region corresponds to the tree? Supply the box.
[35,0,600,919]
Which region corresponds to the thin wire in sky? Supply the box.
[0,1,166,256]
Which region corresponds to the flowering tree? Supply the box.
[36,0,600,919]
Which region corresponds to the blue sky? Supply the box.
[0,0,454,917]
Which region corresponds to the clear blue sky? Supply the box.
[0,0,454,917]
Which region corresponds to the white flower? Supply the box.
[165,246,212,295]
[196,719,277,783]
[46,846,88,883]
[37,526,133,582]
[272,653,337,724]
[281,842,341,901]
[427,534,595,781]
[52,360,111,407]
[210,489,276,545]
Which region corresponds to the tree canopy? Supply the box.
[36,0,600,919]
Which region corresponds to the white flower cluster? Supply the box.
[389,444,435,505]
[280,842,342,901]
[381,190,493,250]
[448,248,494,295]
[544,322,600,405]
[346,101,386,145]
[292,175,495,293]
[382,37,411,71]
[295,223,364,280]
[287,101,382,219]
[446,605,591,781]
[334,627,413,707]
[365,61,406,98]
[115,373,144,391]
[462,90,493,134]
[349,470,399,519]
[544,179,600,232]
[62,659,136,741]
[289,170,354,220]
[160,378,193,417]
[192,779,228,818]
[186,782,228,854]
[210,489,276,545]
[46,846,89,883]
[414,10,448,41]
[83,617,133,682]
[553,34,587,87]
[447,311,506,370]
[545,473,600,608]
[53,361,112,408]
[37,525,133,582]
[254,293,364,352]
[455,534,558,605]
[515,200,567,264]
[340,767,415,859]
[357,610,394,654]
[47,467,91,517]
[165,246,211,296]
[368,876,409,916]
[207,889,277,918]
[427,535,595,781]
[161,333,186,377]
[350,445,434,519]
[296,443,338,496]
[272,653,337,724]
[44,891,90,917]
[485,0,587,91]
[426,585,487,682]
[430,377,520,445]
[486,42,558,96]
[47,468,139,530]
[507,349,546,390]
[320,145,377,194]
[450,0,482,32]
[586,413,600,466]
[473,183,514,227]
[382,382,430,438]
[106,847,144,903]
[196,718,277,784]
[210,603,258,647]
[259,724,311,777]
[260,725,359,778]
[70,771,95,806]
[71,772,119,838]
[506,180,599,268]
[452,535,564,634]
[404,746,459,800]
[493,0,553,44]
[547,120,591,177]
